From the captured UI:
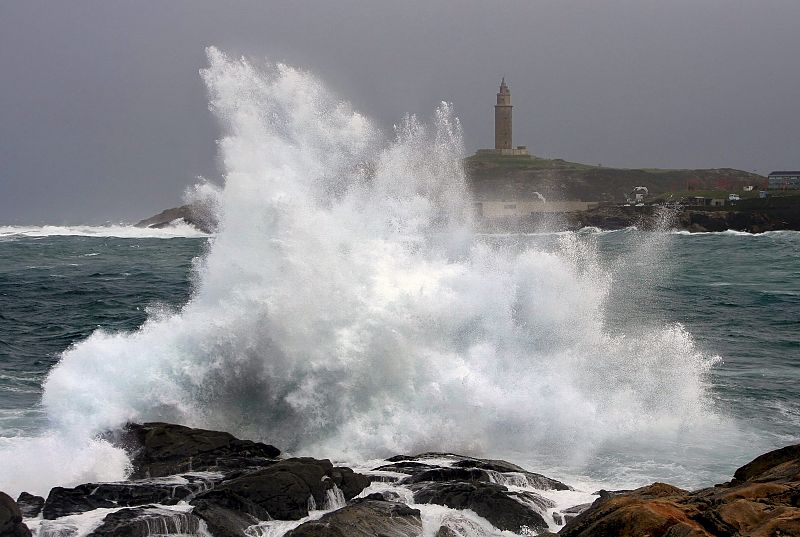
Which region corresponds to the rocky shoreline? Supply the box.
[137,203,800,236]
[478,205,800,234]
[2,422,798,536]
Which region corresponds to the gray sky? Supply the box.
[1,0,798,224]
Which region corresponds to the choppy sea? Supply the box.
[1,225,797,495]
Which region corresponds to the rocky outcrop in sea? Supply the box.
[4,422,799,536]
[135,205,217,234]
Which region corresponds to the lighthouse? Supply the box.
[495,78,513,151]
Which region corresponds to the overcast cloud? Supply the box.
[1,0,798,224]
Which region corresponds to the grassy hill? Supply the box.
[466,153,766,203]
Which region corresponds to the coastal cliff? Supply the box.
[2,423,798,536]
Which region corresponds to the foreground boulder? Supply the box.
[42,473,224,519]
[14,493,43,519]
[560,443,800,536]
[106,422,280,478]
[202,458,368,521]
[190,489,270,537]
[284,499,422,537]
[412,481,550,534]
[87,506,200,537]
[0,492,31,537]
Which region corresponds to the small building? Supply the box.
[768,171,800,190]
[626,186,649,203]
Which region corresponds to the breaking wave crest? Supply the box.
[1,48,733,495]
[0,223,208,239]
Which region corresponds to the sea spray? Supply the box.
[1,48,729,496]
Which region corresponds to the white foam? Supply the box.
[0,223,209,239]
[2,47,734,497]
[671,228,800,237]
[0,432,131,497]
[28,503,201,537]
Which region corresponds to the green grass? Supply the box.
[466,153,595,170]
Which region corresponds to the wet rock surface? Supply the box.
[190,489,269,537]
[87,506,200,537]
[0,492,31,537]
[207,457,357,521]
[412,481,550,533]
[13,493,43,519]
[105,422,281,478]
[284,499,422,537]
[571,204,800,233]
[377,453,570,491]
[42,474,222,519]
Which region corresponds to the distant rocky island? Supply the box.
[136,204,216,234]
[2,422,798,536]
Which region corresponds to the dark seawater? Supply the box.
[0,235,205,436]
[0,229,798,489]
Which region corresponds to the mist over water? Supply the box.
[0,48,743,496]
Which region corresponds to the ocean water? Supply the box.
[1,49,798,502]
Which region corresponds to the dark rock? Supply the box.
[42,474,223,519]
[190,489,269,537]
[435,527,459,537]
[87,506,200,537]
[284,499,422,537]
[135,204,217,234]
[401,467,489,485]
[385,455,414,463]
[509,490,556,513]
[211,458,367,520]
[451,458,528,473]
[331,467,371,500]
[367,473,401,483]
[452,459,571,490]
[42,486,114,520]
[379,453,570,491]
[105,422,280,478]
[0,492,31,537]
[14,493,43,519]
[372,462,440,475]
[412,481,549,533]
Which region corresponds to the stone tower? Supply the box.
[495,78,513,150]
